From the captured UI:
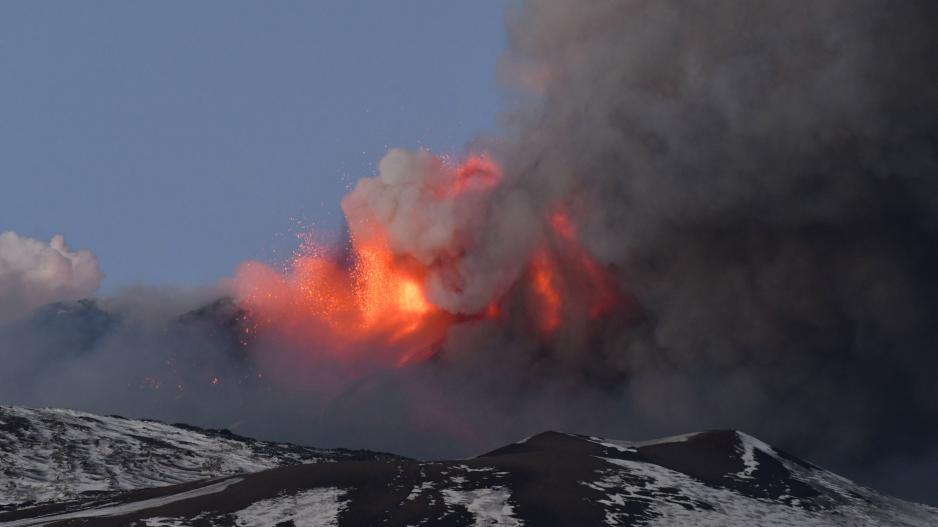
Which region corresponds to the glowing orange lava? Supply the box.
[450,153,501,196]
[548,209,576,240]
[234,154,500,368]
[234,152,623,367]
[234,235,447,367]
[526,206,623,334]
[530,250,562,334]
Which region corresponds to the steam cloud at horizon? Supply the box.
[2,0,938,505]
[0,232,103,323]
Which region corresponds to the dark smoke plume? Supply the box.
[477,0,938,503]
[1,0,937,506]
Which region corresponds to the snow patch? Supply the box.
[441,487,522,527]
[142,517,190,526]
[736,431,774,479]
[588,456,938,527]
[233,487,348,527]
[407,481,435,501]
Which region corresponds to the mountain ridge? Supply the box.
[0,405,402,512]
[1,405,936,525]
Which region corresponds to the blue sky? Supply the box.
[0,2,506,289]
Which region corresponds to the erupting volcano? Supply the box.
[233,149,622,368]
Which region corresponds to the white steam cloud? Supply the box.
[341,148,530,313]
[0,231,103,323]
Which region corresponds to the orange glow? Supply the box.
[549,209,576,240]
[353,242,432,325]
[450,153,501,196]
[578,252,619,318]
[485,301,501,319]
[530,250,562,334]
[399,280,431,314]
[547,207,621,319]
[234,151,625,369]
[234,234,447,368]
[234,154,502,368]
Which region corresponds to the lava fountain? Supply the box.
[233,149,622,369]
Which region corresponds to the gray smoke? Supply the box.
[471,0,938,504]
[1,0,937,506]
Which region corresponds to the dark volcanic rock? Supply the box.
[0,405,402,512]
[1,411,935,526]
[18,299,120,356]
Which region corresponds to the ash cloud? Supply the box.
[0,289,622,463]
[1,0,938,507]
[471,0,938,504]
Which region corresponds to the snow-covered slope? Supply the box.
[582,431,938,526]
[0,405,399,509]
[1,408,936,526]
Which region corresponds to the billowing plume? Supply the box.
[259,0,938,502]
[1,0,938,507]
[342,149,512,314]
[0,232,103,323]
[481,0,938,503]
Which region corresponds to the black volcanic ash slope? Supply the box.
[1,411,935,526]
